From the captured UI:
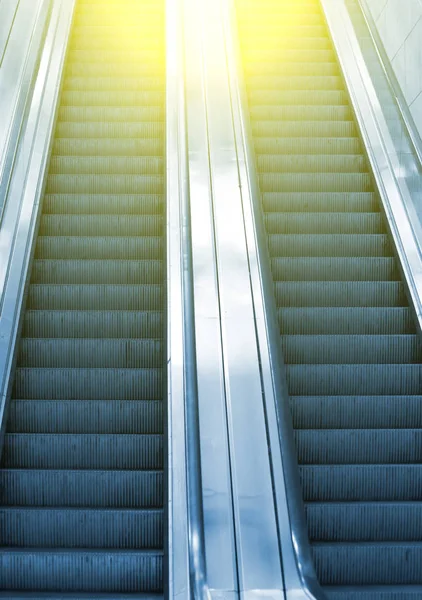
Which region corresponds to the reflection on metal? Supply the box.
[183,0,237,595]
[356,0,422,170]
[319,0,422,333]
[184,0,285,595]
[0,0,52,222]
[0,0,75,454]
[222,1,327,600]
[165,0,192,597]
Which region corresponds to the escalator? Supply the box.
[236,0,422,597]
[0,0,165,595]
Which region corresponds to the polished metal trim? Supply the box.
[183,0,237,596]
[221,1,327,599]
[356,0,422,169]
[190,0,284,596]
[0,0,76,453]
[166,0,198,597]
[0,0,20,62]
[319,0,422,332]
[0,0,52,221]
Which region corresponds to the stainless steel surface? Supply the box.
[356,0,422,169]
[0,0,51,221]
[222,1,326,599]
[200,0,284,596]
[346,0,422,269]
[0,0,75,452]
[0,0,20,62]
[184,0,285,596]
[319,0,422,332]
[183,0,237,595]
[166,0,191,597]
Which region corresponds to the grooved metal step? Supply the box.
[0,0,166,594]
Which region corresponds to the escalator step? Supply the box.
[13,367,163,399]
[18,339,163,368]
[0,508,163,548]
[45,174,163,195]
[282,335,419,364]
[27,284,163,310]
[0,549,163,592]
[306,503,422,542]
[268,234,390,257]
[274,281,406,307]
[255,137,361,155]
[265,212,380,233]
[39,215,163,236]
[31,259,163,284]
[3,434,163,469]
[295,429,422,464]
[271,257,397,281]
[0,470,163,507]
[35,237,163,260]
[312,543,422,585]
[8,400,163,434]
[291,396,422,428]
[278,307,413,335]
[42,194,163,214]
[23,310,163,338]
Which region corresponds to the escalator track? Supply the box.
[236,0,422,597]
[0,0,165,595]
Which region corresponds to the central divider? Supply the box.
[183,0,285,596]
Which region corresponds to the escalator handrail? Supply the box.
[221,1,327,599]
[355,0,422,171]
[0,0,53,225]
[166,0,209,597]
[319,0,422,336]
[0,0,76,456]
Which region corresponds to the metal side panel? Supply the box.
[221,1,327,600]
[0,0,52,220]
[319,0,422,331]
[0,0,76,452]
[165,0,191,597]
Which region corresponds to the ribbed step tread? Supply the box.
[42,194,164,214]
[261,173,371,193]
[8,400,163,433]
[45,174,164,195]
[0,549,163,592]
[49,157,164,175]
[60,91,164,107]
[27,285,163,310]
[278,307,413,334]
[39,215,163,236]
[35,237,163,260]
[3,434,163,469]
[265,211,381,233]
[271,257,397,281]
[323,586,422,599]
[312,543,422,585]
[255,137,361,155]
[0,470,163,507]
[53,138,163,156]
[31,260,163,284]
[18,339,163,368]
[259,154,366,173]
[268,234,391,257]
[282,335,419,364]
[287,364,422,395]
[13,368,163,400]
[0,508,163,549]
[291,396,422,429]
[306,503,422,542]
[295,429,422,464]
[23,311,163,338]
[274,282,406,308]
